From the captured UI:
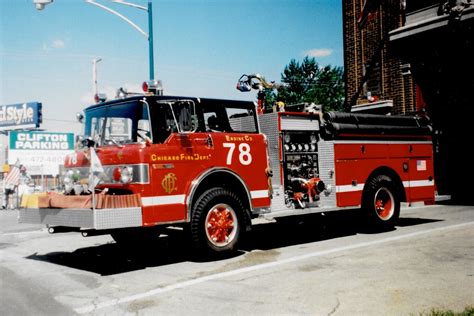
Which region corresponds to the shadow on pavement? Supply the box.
[244,211,442,251]
[26,233,192,276]
[26,210,443,276]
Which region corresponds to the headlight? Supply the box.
[112,166,134,183]
[120,166,133,184]
[64,183,73,194]
[73,184,84,195]
[63,170,74,194]
[63,170,73,185]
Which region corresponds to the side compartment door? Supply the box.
[407,143,435,202]
[212,133,271,209]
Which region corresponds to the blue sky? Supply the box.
[0,0,343,134]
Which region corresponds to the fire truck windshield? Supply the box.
[84,100,152,146]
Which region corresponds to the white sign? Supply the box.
[8,131,74,176]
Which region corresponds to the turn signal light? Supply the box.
[112,167,122,182]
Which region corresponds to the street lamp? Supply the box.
[92,58,102,96]
[85,0,155,81]
[34,0,155,81]
[33,0,53,10]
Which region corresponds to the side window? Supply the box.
[150,103,173,143]
[204,111,222,132]
[172,101,197,133]
[228,108,257,133]
[91,117,99,140]
[202,106,232,132]
[201,101,256,133]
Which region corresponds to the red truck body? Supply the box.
[19,95,435,254]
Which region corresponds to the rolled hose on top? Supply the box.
[322,111,432,137]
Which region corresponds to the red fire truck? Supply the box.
[19,78,435,255]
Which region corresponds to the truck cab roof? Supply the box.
[84,95,257,112]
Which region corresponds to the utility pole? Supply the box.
[147,1,154,80]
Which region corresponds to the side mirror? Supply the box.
[76,135,95,148]
[76,112,84,123]
[81,137,95,148]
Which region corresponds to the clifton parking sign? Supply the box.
[10,131,74,150]
[8,131,74,176]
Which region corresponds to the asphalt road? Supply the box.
[0,203,473,315]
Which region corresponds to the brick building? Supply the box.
[343,0,474,198]
[343,0,420,114]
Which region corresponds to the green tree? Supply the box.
[266,57,345,112]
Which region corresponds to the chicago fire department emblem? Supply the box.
[162,173,178,194]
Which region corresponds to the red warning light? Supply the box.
[142,81,149,92]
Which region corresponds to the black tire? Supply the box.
[190,187,244,254]
[362,175,400,229]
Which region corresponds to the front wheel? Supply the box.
[190,188,244,255]
[363,175,400,229]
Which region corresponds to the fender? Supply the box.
[185,167,253,222]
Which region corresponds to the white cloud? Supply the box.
[304,48,333,58]
[42,39,66,51]
[52,39,65,49]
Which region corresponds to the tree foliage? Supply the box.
[266,57,345,112]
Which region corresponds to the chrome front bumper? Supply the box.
[18,207,143,230]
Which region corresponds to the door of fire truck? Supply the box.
[145,99,214,224]
[188,98,271,253]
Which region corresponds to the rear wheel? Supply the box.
[191,188,244,255]
[363,175,400,229]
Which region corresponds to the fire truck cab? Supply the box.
[19,93,435,255]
